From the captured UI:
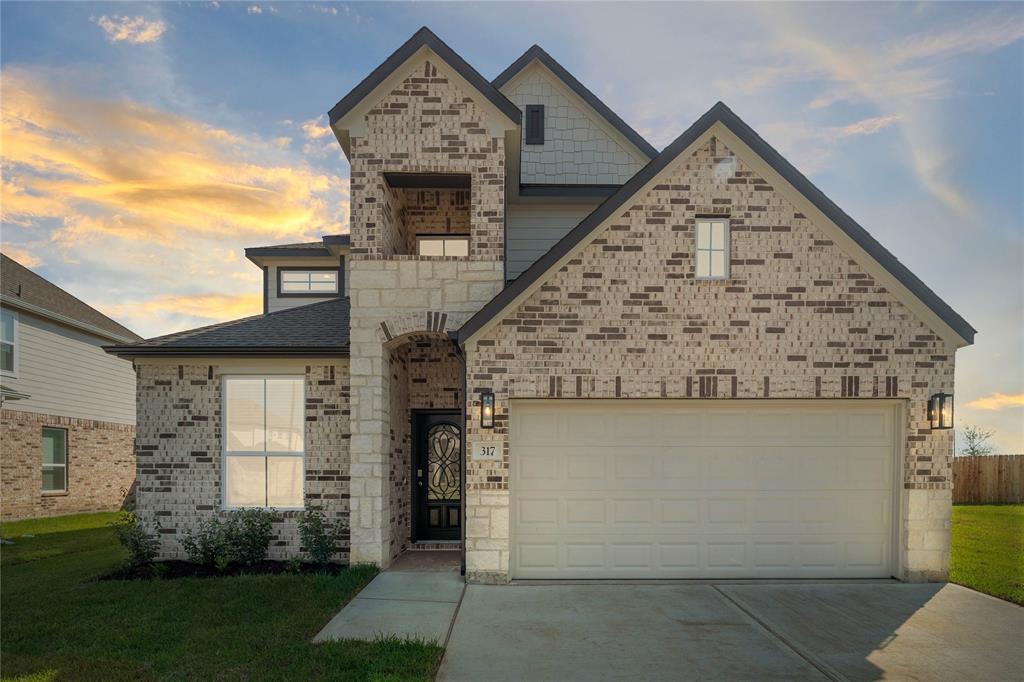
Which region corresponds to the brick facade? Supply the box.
[1,409,135,521]
[133,362,349,561]
[463,135,956,583]
[348,58,506,260]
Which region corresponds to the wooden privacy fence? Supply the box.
[953,455,1024,504]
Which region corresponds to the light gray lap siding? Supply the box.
[506,201,602,279]
[2,310,136,425]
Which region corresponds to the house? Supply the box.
[108,28,974,583]
[1,254,140,520]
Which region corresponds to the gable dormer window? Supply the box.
[277,267,340,297]
[525,105,544,145]
[695,219,729,279]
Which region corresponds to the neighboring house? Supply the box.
[1,254,140,520]
[108,28,975,583]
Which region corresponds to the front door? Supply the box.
[413,411,462,541]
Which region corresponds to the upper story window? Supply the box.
[417,235,470,258]
[525,105,545,145]
[277,268,339,297]
[1,309,16,375]
[223,376,304,509]
[695,219,730,280]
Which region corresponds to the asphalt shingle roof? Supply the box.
[0,253,141,342]
[107,297,349,357]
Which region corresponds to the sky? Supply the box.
[1,1,1021,452]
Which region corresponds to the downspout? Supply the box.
[449,332,467,577]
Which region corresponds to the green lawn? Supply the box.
[950,505,1024,605]
[0,513,442,681]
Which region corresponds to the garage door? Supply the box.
[511,401,898,579]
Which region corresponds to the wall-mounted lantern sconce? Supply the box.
[927,392,953,430]
[480,391,495,429]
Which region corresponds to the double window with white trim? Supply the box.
[695,219,730,279]
[223,376,305,509]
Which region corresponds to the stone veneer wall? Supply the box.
[464,135,957,583]
[386,334,463,559]
[346,51,507,566]
[133,362,350,561]
[1,409,135,520]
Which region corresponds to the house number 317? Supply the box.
[473,443,502,461]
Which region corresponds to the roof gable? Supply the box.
[0,253,141,342]
[457,101,975,347]
[493,45,659,160]
[328,27,521,128]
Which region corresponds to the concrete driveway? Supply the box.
[437,582,1023,681]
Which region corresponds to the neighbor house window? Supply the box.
[42,427,67,493]
[525,104,545,145]
[223,377,304,509]
[277,268,339,297]
[695,219,729,279]
[1,309,16,375]
[417,236,470,257]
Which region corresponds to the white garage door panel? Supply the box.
[511,401,897,579]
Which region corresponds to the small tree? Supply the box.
[959,424,995,456]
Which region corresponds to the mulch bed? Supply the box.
[99,560,349,581]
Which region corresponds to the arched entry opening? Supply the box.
[383,331,463,559]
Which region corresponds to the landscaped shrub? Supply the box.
[226,508,275,566]
[179,517,230,568]
[179,508,275,569]
[110,511,159,568]
[298,508,346,566]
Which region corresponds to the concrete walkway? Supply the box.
[438,582,1024,681]
[313,551,464,644]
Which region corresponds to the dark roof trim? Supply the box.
[322,234,351,247]
[458,101,975,346]
[104,346,349,358]
[492,45,659,159]
[385,172,471,189]
[329,27,521,126]
[519,184,620,198]
[245,245,332,258]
